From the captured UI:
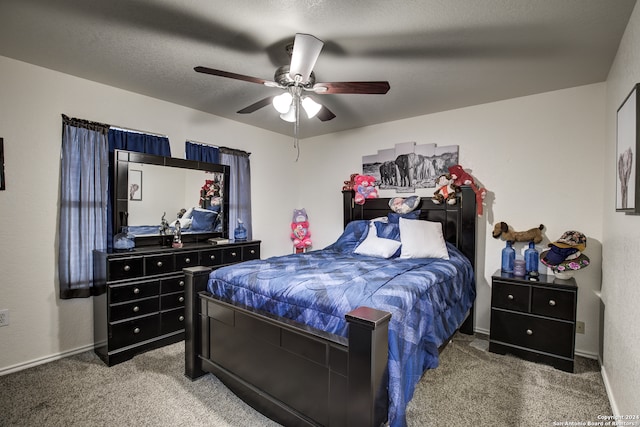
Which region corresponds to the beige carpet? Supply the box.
[0,333,610,426]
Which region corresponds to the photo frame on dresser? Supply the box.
[0,138,5,191]
[616,83,640,214]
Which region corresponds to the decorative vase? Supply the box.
[514,259,526,276]
[501,241,515,274]
[524,241,539,275]
[114,226,135,251]
[234,219,247,241]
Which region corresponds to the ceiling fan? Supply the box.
[194,33,391,124]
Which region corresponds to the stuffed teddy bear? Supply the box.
[448,164,488,216]
[291,208,312,249]
[432,174,459,205]
[492,221,545,243]
[354,174,379,205]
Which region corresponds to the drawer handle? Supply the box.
[210,255,216,260]
[526,329,533,336]
[157,261,163,267]
[250,249,255,254]
[179,315,185,322]
[132,306,140,313]
[231,252,237,257]
[133,288,140,294]
[548,299,556,306]
[185,258,191,264]
[133,327,140,334]
[507,294,514,300]
[179,280,185,287]
[123,265,131,272]
[179,296,185,303]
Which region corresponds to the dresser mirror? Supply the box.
[114,150,230,246]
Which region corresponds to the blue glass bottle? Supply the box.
[524,241,539,275]
[234,219,247,241]
[501,241,515,274]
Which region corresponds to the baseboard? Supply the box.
[474,326,490,336]
[0,343,95,376]
[600,365,620,416]
[575,349,599,360]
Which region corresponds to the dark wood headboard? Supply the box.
[342,185,477,270]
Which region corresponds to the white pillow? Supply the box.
[399,218,449,260]
[354,222,402,259]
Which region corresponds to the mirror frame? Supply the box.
[114,150,230,247]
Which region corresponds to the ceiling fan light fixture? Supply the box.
[301,96,321,119]
[272,92,293,114]
[280,105,297,122]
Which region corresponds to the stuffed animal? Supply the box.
[492,221,545,243]
[432,174,459,205]
[354,174,379,205]
[448,164,488,216]
[291,208,312,249]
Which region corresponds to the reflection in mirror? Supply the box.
[126,162,225,236]
[114,150,229,247]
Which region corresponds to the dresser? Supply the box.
[93,240,261,366]
[489,270,577,372]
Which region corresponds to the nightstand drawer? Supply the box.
[531,287,575,321]
[491,281,530,312]
[491,310,574,358]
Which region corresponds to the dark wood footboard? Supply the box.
[184,266,391,427]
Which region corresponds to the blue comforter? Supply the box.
[207,220,475,427]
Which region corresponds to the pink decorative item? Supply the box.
[291,208,312,249]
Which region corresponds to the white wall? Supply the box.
[0,55,297,372]
[298,83,606,357]
[603,1,640,416]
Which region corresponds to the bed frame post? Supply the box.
[458,185,477,335]
[346,306,392,427]
[184,266,212,380]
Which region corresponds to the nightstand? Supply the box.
[489,270,577,372]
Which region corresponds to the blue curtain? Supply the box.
[107,128,171,250]
[59,115,110,299]
[185,142,251,240]
[186,141,219,164]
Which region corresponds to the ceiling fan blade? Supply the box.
[313,81,390,95]
[289,34,324,83]
[237,96,275,114]
[194,66,273,85]
[316,105,336,122]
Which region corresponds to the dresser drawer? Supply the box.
[145,254,175,275]
[491,281,530,313]
[175,251,199,270]
[222,247,242,264]
[199,248,223,267]
[243,244,260,261]
[161,276,185,294]
[531,287,575,321]
[108,257,144,281]
[110,280,160,304]
[109,314,160,349]
[161,307,185,335]
[161,292,185,310]
[110,297,159,322]
[491,310,574,358]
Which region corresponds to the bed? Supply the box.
[184,186,477,427]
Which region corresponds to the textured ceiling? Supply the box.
[0,0,636,138]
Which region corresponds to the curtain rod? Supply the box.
[110,125,168,138]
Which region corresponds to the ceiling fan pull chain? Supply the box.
[294,92,301,161]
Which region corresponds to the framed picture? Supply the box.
[0,138,5,191]
[616,84,640,214]
[129,169,142,201]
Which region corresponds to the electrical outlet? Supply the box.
[576,321,585,334]
[0,309,9,327]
